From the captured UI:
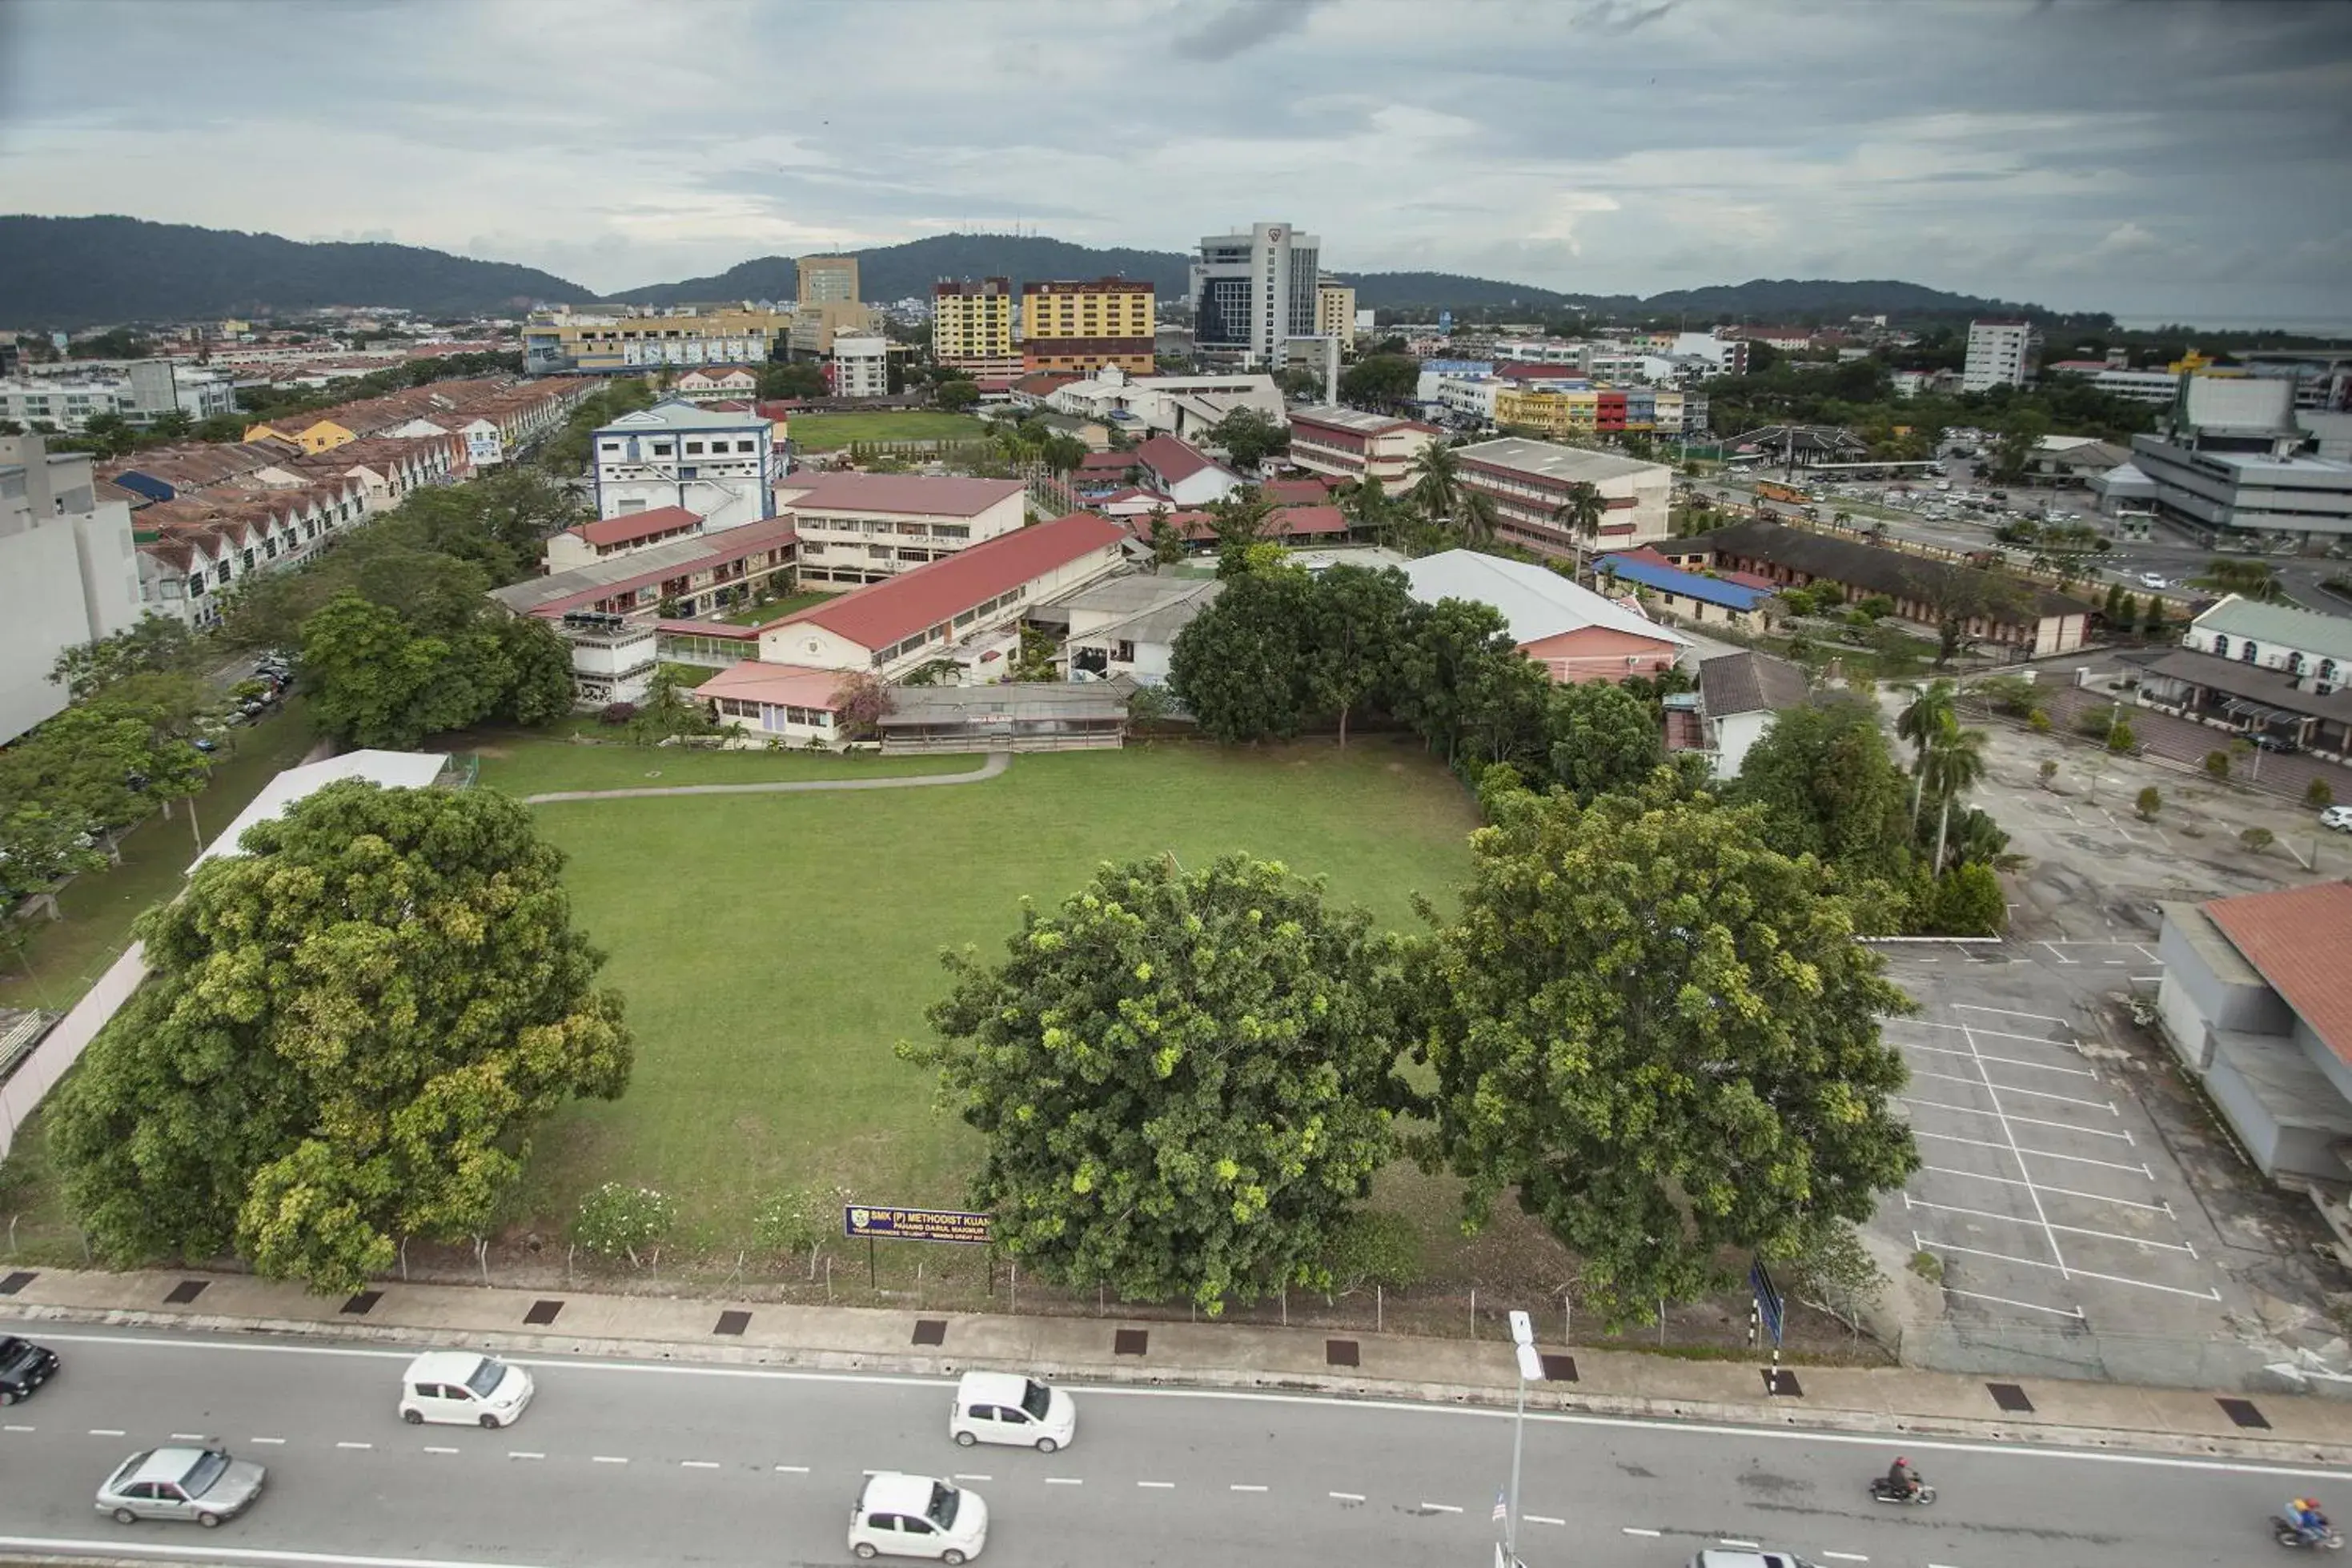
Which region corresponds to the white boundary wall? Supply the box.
[0,941,149,1161]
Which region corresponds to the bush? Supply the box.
[1919,862,2007,936]
[1776,587,1818,619]
[2037,759,2058,788]
[2205,749,2231,780]
[2106,718,2137,754]
[598,702,637,727]
[1318,1209,1424,1292]
[573,1183,675,1265]
[2240,827,2276,854]
[2027,709,2051,734]
[2308,778,2335,810]
[2136,785,2161,820]
[1856,595,1896,620]
[753,1189,823,1260]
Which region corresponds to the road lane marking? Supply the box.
[1624,1526,1662,1537]
[335,1441,373,1450]
[1823,1554,1870,1562]
[592,1455,627,1464]
[2,1424,32,1432]
[776,1464,811,1473]
[1330,1491,1365,1502]
[423,1446,459,1454]
[1419,1502,1461,1513]
[0,1536,560,1568]
[251,1436,286,1445]
[89,1427,126,1436]
[171,1432,208,1440]
[1232,1483,1270,1493]
[1722,1542,1761,1550]
[508,1450,544,1461]
[951,1473,989,1482]
[1046,1476,1082,1485]
[1138,1480,1174,1488]
[1525,1514,1564,1526]
[681,1460,719,1469]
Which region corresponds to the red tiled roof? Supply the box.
[526,515,801,618]
[755,401,796,420]
[569,506,704,547]
[1272,505,1348,537]
[779,473,1023,519]
[779,512,1127,651]
[1077,451,1137,471]
[1262,479,1335,507]
[692,662,845,710]
[2202,882,2352,1065]
[1134,434,1219,484]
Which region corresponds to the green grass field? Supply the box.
[713,590,839,627]
[463,730,976,798]
[788,412,989,451]
[507,736,1483,1253]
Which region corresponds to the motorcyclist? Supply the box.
[2290,1498,2331,1542]
[1884,1456,1919,1499]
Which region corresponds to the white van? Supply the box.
[949,1370,1076,1452]
[397,1351,535,1429]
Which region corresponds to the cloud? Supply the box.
[1170,0,1322,61]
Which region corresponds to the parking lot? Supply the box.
[1879,983,2226,1331]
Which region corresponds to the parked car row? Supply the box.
[15,1333,1065,1562]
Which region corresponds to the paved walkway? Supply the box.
[522,750,1009,804]
[4,1266,2347,1465]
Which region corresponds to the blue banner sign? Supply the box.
[1750,1260,1786,1348]
[844,1204,993,1245]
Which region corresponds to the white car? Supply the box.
[949,1370,1076,1453]
[397,1351,535,1428]
[2139,572,2169,589]
[2322,805,2352,833]
[849,1472,987,1563]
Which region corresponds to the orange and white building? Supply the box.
[1287,405,1442,491]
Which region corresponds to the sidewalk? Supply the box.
[4,1265,2348,1465]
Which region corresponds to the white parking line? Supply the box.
[170,1432,207,1441]
[1907,1069,2117,1113]
[1046,1477,1082,1486]
[1905,1196,2197,1253]
[2039,942,2079,965]
[2,1425,34,1433]
[1943,1285,2085,1320]
[1721,1541,1762,1550]
[251,1437,286,1445]
[508,1451,544,1461]
[1957,1003,2070,1025]
[1921,1165,2173,1213]
[1921,1237,2223,1301]
[777,1465,811,1474]
[88,1428,125,1437]
[1896,1033,2100,1075]
[1624,1526,1663,1537]
[593,1456,627,1465]
[1896,1096,2136,1142]
[950,1474,989,1482]
[1912,1127,2153,1177]
[1823,1554,1871,1562]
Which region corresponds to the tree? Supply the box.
[2193,557,2282,602]
[1733,697,1916,901]
[1302,566,1411,747]
[1894,678,1958,825]
[1407,773,1920,1322]
[300,594,490,750]
[49,781,632,1293]
[1166,566,1317,742]
[49,613,198,701]
[1406,443,1459,523]
[1550,482,1608,580]
[901,854,1406,1313]
[146,408,195,442]
[2204,748,2232,780]
[829,671,893,740]
[2135,784,2161,819]
[1919,725,1989,874]
[935,379,981,413]
[1207,487,1278,577]
[1338,353,1419,407]
[77,411,138,460]
[1920,862,2006,936]
[1543,680,1664,803]
[1207,407,1289,469]
[496,616,577,727]
[1384,598,1520,765]
[757,360,826,400]
[1144,505,1185,567]
[1905,565,2023,667]
[1455,489,1500,548]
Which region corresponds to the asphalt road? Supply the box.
[0,1328,2343,1567]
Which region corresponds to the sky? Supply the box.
[2,0,2348,325]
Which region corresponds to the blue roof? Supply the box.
[1595,554,1771,611]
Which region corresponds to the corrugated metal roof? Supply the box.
[2192,596,2352,664]
[1399,548,1692,650]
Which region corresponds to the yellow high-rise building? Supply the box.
[1315,279,1357,344]
[798,255,861,305]
[933,278,1015,368]
[1019,278,1154,375]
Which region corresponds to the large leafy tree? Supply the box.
[1302,565,1411,746]
[1207,407,1289,469]
[50,781,632,1293]
[1166,567,1318,742]
[48,614,198,701]
[901,854,1406,1312]
[1732,696,1915,901]
[1544,679,1665,803]
[301,593,500,750]
[1384,597,1522,765]
[1407,774,1920,1321]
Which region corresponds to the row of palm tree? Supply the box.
[1896,678,1989,875]
[1399,440,1608,571]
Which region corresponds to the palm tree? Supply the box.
[1549,481,1609,581]
[1407,442,1460,523]
[1896,678,1959,825]
[1922,726,1990,874]
[2191,557,2282,602]
[1455,489,1500,547]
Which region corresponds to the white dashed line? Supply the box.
[1330,1491,1365,1502]
[1046,1477,1082,1486]
[336,1441,373,1450]
[1823,1554,1871,1562]
[1526,1514,1566,1526]
[951,1474,990,1482]
[424,1446,459,1455]
[682,1460,720,1470]
[251,1437,286,1446]
[593,1456,628,1465]
[508,1451,544,1461]
[1231,1483,1269,1493]
[776,1464,811,1474]
[1722,1542,1762,1551]
[87,1428,125,1437]
[1138,1480,1174,1489]
[1421,1502,1462,1513]
[2,1425,33,1433]
[1624,1527,1663,1538]
[170,1432,207,1441]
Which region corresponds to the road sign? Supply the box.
[1750,1259,1785,1349]
[842,1204,993,1245]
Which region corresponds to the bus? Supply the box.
[1756,479,1809,505]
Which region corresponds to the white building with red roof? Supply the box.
[542,506,707,572]
[1130,435,1244,507]
[773,472,1026,587]
[1286,405,1442,491]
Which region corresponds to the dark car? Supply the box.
[2251,734,2300,754]
[0,1335,59,1405]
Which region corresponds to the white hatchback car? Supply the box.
[2321,804,2352,833]
[849,1472,987,1563]
[397,1350,535,1428]
[949,1370,1076,1453]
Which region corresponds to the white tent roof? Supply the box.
[191,750,452,872]
[1399,549,1692,648]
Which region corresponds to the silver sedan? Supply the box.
[95,1442,266,1527]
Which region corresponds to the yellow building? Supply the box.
[786,301,880,357]
[797,255,861,305]
[1315,279,1357,343]
[933,278,1014,367]
[1495,387,1598,438]
[1019,278,1154,375]
[523,308,793,375]
[243,414,358,453]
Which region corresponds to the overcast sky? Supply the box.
[2,0,2347,324]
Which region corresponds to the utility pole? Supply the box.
[1503,1309,1543,1568]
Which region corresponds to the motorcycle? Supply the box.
[2270,1516,2346,1550]
[1868,1476,1937,1506]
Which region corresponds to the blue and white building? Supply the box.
[591,398,781,533]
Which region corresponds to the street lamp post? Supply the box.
[1503,1309,1543,1568]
